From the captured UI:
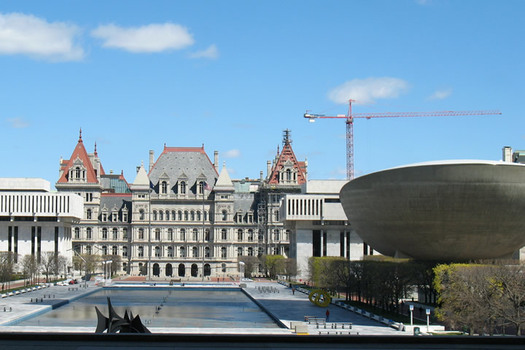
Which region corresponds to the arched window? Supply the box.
[205,246,210,258]
[248,229,254,242]
[112,228,118,240]
[155,246,161,257]
[112,246,118,255]
[102,228,108,240]
[180,228,186,241]
[138,228,144,240]
[155,228,161,241]
[204,263,211,277]
[178,211,183,221]
[74,227,80,239]
[122,246,128,257]
[166,263,173,277]
[180,181,186,194]
[178,263,185,277]
[190,211,195,221]
[222,210,228,221]
[139,209,145,220]
[237,229,243,241]
[196,211,201,221]
[165,211,170,220]
[184,211,189,221]
[205,229,210,241]
[138,246,144,257]
[221,247,227,258]
[191,264,198,277]
[87,227,92,240]
[153,263,160,277]
[248,247,253,256]
[153,211,158,221]
[192,229,198,241]
[167,228,173,241]
[192,246,198,258]
[286,169,292,181]
[167,246,173,257]
[172,210,176,220]
[237,247,243,256]
[159,210,164,220]
[102,246,108,255]
[161,181,168,194]
[180,246,186,258]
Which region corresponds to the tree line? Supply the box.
[307,256,437,313]
[0,252,122,291]
[434,262,525,336]
[305,256,525,336]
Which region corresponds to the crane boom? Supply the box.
[305,100,502,180]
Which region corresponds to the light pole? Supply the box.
[426,308,430,333]
[409,304,414,326]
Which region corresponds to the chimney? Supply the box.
[267,160,272,179]
[149,150,155,172]
[214,151,219,172]
[503,146,513,162]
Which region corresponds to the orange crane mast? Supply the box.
[304,99,502,180]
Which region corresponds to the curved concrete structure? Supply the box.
[340,160,525,261]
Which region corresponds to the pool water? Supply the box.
[14,288,279,329]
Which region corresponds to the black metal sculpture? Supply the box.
[95,297,151,333]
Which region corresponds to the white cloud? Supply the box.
[91,23,194,53]
[328,77,410,105]
[6,117,30,128]
[428,88,453,100]
[0,12,84,61]
[224,149,241,158]
[190,44,219,59]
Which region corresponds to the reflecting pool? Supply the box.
[14,288,279,329]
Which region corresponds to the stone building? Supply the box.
[55,129,368,280]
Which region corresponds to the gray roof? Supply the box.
[149,147,218,193]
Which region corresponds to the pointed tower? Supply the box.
[214,162,234,223]
[130,162,151,222]
[56,130,103,211]
[267,129,307,187]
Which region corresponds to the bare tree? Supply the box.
[238,256,259,278]
[21,255,39,286]
[0,252,16,291]
[40,252,57,283]
[490,264,525,336]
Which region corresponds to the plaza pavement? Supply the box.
[0,280,409,336]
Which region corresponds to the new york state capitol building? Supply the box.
[34,130,365,280]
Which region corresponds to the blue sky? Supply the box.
[0,0,523,186]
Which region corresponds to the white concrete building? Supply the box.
[282,180,374,281]
[0,178,83,271]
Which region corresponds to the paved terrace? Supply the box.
[0,280,409,336]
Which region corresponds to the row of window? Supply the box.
[74,226,290,242]
[74,227,128,240]
[158,180,208,195]
[82,245,276,259]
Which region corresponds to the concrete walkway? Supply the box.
[242,281,408,336]
[0,281,99,327]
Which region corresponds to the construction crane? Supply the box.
[304,99,502,180]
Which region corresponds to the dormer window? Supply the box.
[161,181,168,194]
[69,158,87,183]
[180,181,186,194]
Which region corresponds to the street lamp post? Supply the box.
[426,308,430,333]
[409,304,414,326]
